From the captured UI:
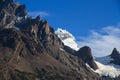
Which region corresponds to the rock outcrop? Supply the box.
[0,0,27,29]
[75,46,98,70]
[110,48,120,65]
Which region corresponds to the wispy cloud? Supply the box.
[77,25,120,57]
[28,11,49,18]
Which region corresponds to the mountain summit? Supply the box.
[110,48,120,65]
[55,28,79,51]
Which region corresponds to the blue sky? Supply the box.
[15,0,120,56]
[15,0,120,36]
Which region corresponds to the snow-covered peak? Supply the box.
[55,28,79,51]
[55,28,75,40]
[94,56,120,78]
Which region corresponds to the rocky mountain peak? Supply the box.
[77,46,91,57]
[0,0,27,29]
[76,46,98,70]
[111,48,120,58]
[55,28,79,50]
[55,28,75,40]
[110,48,120,65]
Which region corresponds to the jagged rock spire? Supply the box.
[110,48,120,65]
[0,0,27,29]
[111,48,120,59]
[76,46,98,70]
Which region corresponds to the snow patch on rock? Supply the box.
[95,56,120,78]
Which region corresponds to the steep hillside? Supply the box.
[0,0,102,80]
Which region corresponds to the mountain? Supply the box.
[56,28,120,79]
[95,56,120,78]
[1,0,120,80]
[55,28,98,70]
[0,0,103,80]
[76,46,98,70]
[55,28,79,51]
[110,48,120,65]
[95,48,120,78]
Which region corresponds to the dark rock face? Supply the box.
[63,45,76,55]
[110,48,120,65]
[15,16,63,49]
[0,0,27,29]
[15,4,27,17]
[111,48,120,59]
[0,28,100,80]
[76,46,98,70]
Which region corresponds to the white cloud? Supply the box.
[28,11,49,18]
[77,26,120,57]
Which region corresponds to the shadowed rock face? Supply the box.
[111,48,120,59]
[15,16,63,49]
[110,48,120,65]
[0,28,101,80]
[0,0,27,29]
[76,46,98,70]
